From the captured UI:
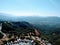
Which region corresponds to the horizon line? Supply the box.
[0,12,60,17]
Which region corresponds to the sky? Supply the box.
[0,0,60,17]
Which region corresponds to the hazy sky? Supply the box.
[0,0,60,16]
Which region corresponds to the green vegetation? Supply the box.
[34,23,60,45]
[0,21,60,45]
[0,33,3,39]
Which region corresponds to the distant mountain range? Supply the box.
[0,13,60,25]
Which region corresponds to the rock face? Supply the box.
[34,29,40,36]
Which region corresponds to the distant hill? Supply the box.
[0,13,60,25]
[0,13,18,21]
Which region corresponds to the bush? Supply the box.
[55,39,60,45]
[0,33,3,39]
